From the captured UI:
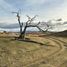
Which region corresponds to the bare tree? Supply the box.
[12,10,54,39]
[12,11,40,40]
[21,15,39,39]
[12,10,23,38]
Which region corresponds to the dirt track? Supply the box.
[24,36,67,67]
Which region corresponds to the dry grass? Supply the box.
[0,32,67,67]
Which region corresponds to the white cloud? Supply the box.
[0,0,67,26]
[0,16,17,24]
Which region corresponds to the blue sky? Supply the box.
[0,0,67,24]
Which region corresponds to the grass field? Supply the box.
[0,32,67,67]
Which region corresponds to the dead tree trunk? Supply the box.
[17,13,24,39]
[19,23,23,38]
[20,15,38,40]
[21,26,27,39]
[12,11,23,39]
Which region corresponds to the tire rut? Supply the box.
[23,37,64,67]
[43,36,66,67]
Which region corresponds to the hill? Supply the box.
[51,30,67,37]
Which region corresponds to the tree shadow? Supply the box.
[14,37,55,47]
[0,36,55,47]
[14,37,45,45]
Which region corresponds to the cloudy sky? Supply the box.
[0,0,67,23]
[0,0,67,32]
